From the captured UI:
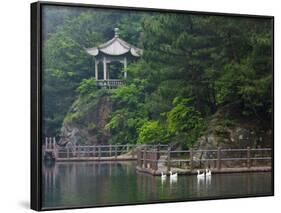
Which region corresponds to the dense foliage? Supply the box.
[42,6,272,148]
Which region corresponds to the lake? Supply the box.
[42,161,272,209]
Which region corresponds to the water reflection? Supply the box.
[43,161,272,209]
[206,176,211,185]
[170,176,178,184]
[161,177,166,185]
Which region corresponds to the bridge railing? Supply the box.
[43,137,169,161]
[137,146,272,172]
[43,137,56,150]
[56,144,135,159]
[55,144,169,159]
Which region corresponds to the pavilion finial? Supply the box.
[114,28,119,37]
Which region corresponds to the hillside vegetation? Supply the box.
[42,6,273,149]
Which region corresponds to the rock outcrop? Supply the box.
[58,94,112,146]
[193,102,272,168]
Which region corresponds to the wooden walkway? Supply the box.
[43,137,168,162]
[43,137,272,176]
[136,146,272,176]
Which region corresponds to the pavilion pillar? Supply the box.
[95,59,98,80]
[103,57,107,80]
[124,57,127,78]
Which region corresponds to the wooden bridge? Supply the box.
[43,137,272,175]
[43,137,168,162]
[136,146,272,175]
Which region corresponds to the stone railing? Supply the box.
[96,79,124,88]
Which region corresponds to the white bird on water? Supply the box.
[170,171,178,178]
[205,169,212,177]
[161,172,167,179]
[197,170,205,178]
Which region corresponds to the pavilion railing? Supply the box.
[96,79,124,88]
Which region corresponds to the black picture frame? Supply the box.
[31,1,274,211]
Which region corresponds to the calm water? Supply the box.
[42,161,272,209]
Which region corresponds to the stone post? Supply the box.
[143,146,147,168]
[247,147,251,168]
[217,147,221,170]
[190,148,193,172]
[115,145,117,159]
[98,146,101,160]
[167,147,171,172]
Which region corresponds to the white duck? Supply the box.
[161,172,167,179]
[169,171,178,178]
[197,170,205,178]
[205,169,212,177]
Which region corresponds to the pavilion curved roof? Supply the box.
[86,28,143,57]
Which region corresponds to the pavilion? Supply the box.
[86,28,143,88]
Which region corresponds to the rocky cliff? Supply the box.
[193,102,272,167]
[58,91,113,146]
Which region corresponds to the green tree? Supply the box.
[166,97,206,148]
[105,81,148,144]
[137,120,168,144]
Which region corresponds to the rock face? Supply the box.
[193,102,272,168]
[59,95,112,146]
